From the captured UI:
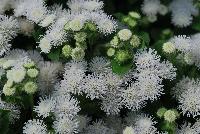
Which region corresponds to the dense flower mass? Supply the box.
[1,0,200,133]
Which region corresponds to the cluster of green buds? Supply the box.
[62,21,99,61]
[122,11,141,28]
[157,107,180,133]
[62,32,87,61]
[107,29,140,64]
[0,59,39,96]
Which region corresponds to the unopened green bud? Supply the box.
[115,50,131,63]
[107,48,115,57]
[130,35,140,48]
[71,47,85,61]
[62,45,72,57]
[163,42,176,54]
[74,32,87,43]
[24,81,37,94]
[27,68,39,78]
[129,11,141,19]
[110,36,119,48]
[164,110,177,122]
[23,61,35,68]
[157,107,167,118]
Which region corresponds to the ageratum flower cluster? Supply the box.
[0,0,200,134]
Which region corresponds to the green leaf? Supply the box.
[0,110,9,134]
[47,48,61,61]
[138,32,150,48]
[111,60,132,75]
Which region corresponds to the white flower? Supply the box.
[101,91,123,115]
[39,14,56,27]
[118,29,132,41]
[134,114,157,134]
[53,116,79,134]
[122,48,176,110]
[34,96,56,118]
[23,119,47,134]
[18,18,35,36]
[39,37,52,53]
[7,68,26,83]
[174,78,200,117]
[95,13,117,35]
[60,60,87,95]
[176,121,200,134]
[3,49,30,69]
[169,0,198,27]
[80,73,108,100]
[89,56,111,73]
[38,61,63,95]
[141,0,161,16]
[15,0,47,23]
[0,15,19,55]
[171,12,192,28]
[54,94,80,118]
[84,120,116,134]
[67,0,104,12]
[27,50,44,64]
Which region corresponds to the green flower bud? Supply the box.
[3,85,16,96]
[62,45,72,57]
[130,35,140,48]
[27,68,39,78]
[74,32,87,43]
[75,42,87,50]
[164,110,177,122]
[157,107,167,118]
[23,61,35,68]
[85,22,97,31]
[107,48,115,57]
[129,11,141,19]
[110,36,119,48]
[71,47,85,61]
[127,19,137,27]
[24,82,38,94]
[118,29,132,41]
[162,42,176,54]
[115,50,131,63]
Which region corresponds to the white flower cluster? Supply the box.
[60,50,176,115]
[141,0,168,22]
[60,57,125,115]
[176,120,200,134]
[173,77,200,117]
[32,87,80,134]
[37,0,117,53]
[121,48,176,110]
[23,119,47,134]
[169,0,199,27]
[0,49,39,96]
[123,113,159,134]
[168,34,200,68]
[0,15,19,56]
